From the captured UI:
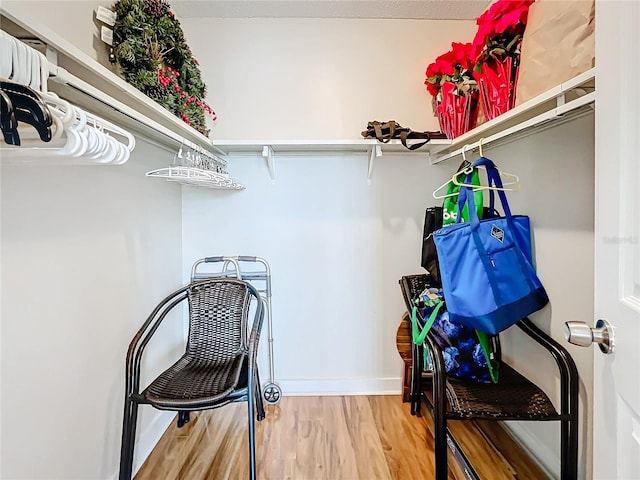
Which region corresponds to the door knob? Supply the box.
[564,319,614,354]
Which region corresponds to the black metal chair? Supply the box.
[119,278,265,480]
[399,273,579,480]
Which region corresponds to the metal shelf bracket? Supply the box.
[262,145,275,181]
[367,144,382,184]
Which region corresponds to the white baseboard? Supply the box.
[500,421,559,480]
[276,377,402,396]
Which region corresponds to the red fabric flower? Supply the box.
[424,79,439,97]
[425,42,477,98]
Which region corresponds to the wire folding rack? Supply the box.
[146,142,245,190]
[190,256,281,404]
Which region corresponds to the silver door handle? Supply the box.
[564,319,614,354]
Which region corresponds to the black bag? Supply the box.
[420,206,444,284]
[421,205,500,284]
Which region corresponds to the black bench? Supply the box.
[399,273,579,480]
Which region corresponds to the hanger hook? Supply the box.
[461,144,470,162]
[173,139,185,166]
[479,138,485,157]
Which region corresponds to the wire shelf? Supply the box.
[146,166,245,190]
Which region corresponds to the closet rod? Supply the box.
[49,67,226,158]
[430,92,595,165]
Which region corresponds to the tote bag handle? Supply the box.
[456,157,513,229]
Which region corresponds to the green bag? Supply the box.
[411,291,499,384]
[442,166,483,225]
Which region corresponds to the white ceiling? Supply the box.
[171,0,492,20]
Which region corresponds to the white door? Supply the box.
[592,1,640,478]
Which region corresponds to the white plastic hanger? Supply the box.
[4,96,135,164]
[432,144,473,199]
[432,140,521,198]
[451,138,520,192]
[1,32,135,164]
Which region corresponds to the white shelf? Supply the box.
[211,138,450,155]
[212,138,450,181]
[0,5,215,155]
[428,68,596,164]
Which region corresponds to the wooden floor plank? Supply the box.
[134,395,549,480]
[320,397,362,479]
[340,396,392,480]
[368,395,445,480]
[475,420,551,480]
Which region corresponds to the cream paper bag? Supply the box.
[515,0,594,106]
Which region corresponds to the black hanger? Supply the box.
[1,81,52,124]
[0,90,20,146]
[0,85,53,142]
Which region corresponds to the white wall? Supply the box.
[184,17,478,139]
[182,152,453,394]
[2,0,118,67]
[180,16,595,480]
[1,139,185,480]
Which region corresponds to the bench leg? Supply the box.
[561,416,579,480]
[402,362,411,403]
[433,386,448,480]
[410,343,423,416]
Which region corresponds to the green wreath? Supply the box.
[111,0,215,136]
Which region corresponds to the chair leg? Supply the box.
[247,375,257,480]
[177,411,190,428]
[119,397,139,480]
[254,368,265,421]
[255,373,265,421]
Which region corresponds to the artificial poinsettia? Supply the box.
[425,42,477,100]
[471,0,535,120]
[471,0,534,64]
[425,42,480,138]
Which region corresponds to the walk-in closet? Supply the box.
[2,1,639,479]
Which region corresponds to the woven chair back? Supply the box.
[186,279,250,361]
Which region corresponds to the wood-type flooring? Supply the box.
[134,395,549,480]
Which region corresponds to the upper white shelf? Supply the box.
[211,138,452,182]
[428,68,596,164]
[0,5,215,155]
[211,138,450,156]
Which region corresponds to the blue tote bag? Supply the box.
[432,157,548,335]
